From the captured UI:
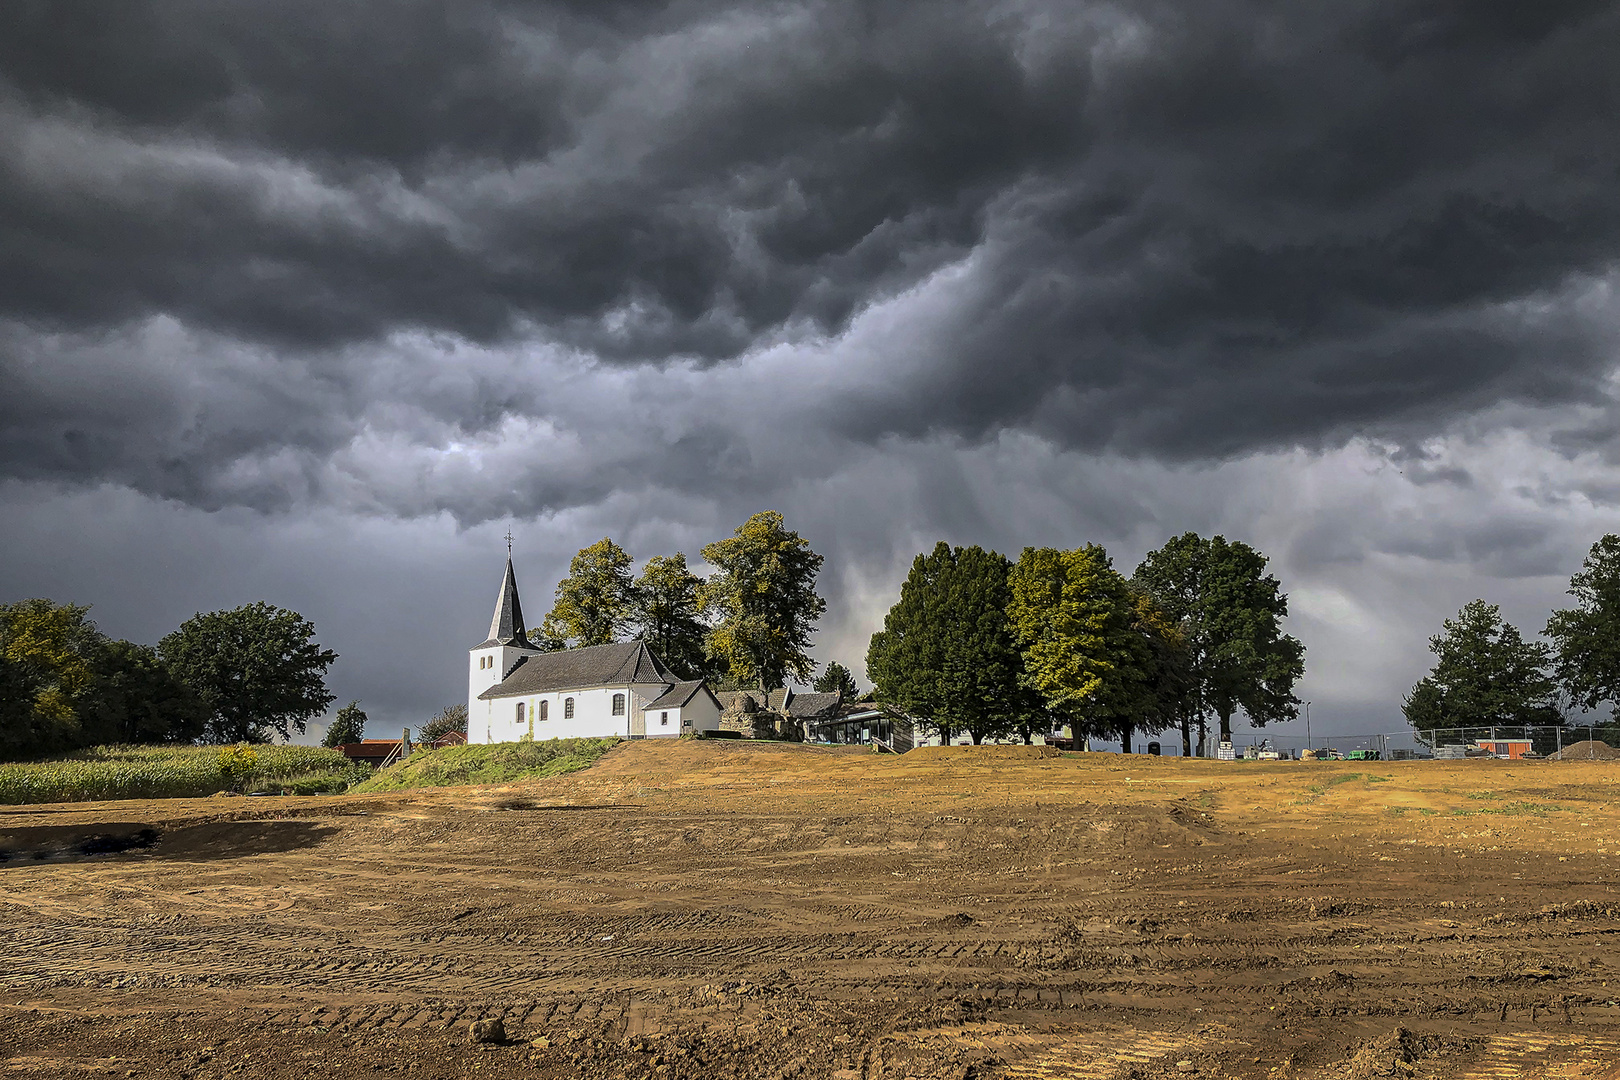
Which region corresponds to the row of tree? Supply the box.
[0,599,338,759]
[537,511,827,689]
[1404,535,1620,731]
[866,534,1306,750]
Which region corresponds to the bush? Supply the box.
[0,744,365,804]
[349,737,619,793]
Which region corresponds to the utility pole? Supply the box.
[1305,700,1311,749]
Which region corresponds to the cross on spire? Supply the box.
[504,531,514,557]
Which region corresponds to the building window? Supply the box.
[660,711,669,726]
[539,700,548,722]
[612,693,625,716]
[564,697,574,719]
[516,701,525,725]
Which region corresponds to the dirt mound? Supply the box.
[1549,740,1620,760]
[1343,1026,1476,1078]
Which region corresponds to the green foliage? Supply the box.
[0,599,105,757]
[159,602,337,744]
[0,744,365,804]
[1132,533,1305,742]
[701,511,826,690]
[542,538,637,648]
[814,661,859,699]
[633,553,711,679]
[93,639,210,746]
[419,703,468,743]
[1546,534,1620,714]
[867,542,1026,744]
[349,737,618,793]
[1403,600,1558,731]
[323,701,368,747]
[1008,545,1168,748]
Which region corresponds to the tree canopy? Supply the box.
[633,553,711,679]
[323,700,368,747]
[1133,533,1304,744]
[420,703,467,743]
[1546,534,1620,714]
[1404,600,1558,731]
[867,542,1025,744]
[159,602,338,743]
[815,661,859,700]
[542,538,637,648]
[0,599,107,758]
[701,511,826,690]
[1008,545,1170,750]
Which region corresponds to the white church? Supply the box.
[467,557,725,744]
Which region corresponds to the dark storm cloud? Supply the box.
[2,0,1619,511]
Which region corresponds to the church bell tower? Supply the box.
[468,546,540,743]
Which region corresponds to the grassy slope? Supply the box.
[349,738,620,793]
[0,744,369,804]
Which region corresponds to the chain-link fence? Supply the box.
[1120,724,1620,759]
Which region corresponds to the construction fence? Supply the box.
[1124,724,1620,760]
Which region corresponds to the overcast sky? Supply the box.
[3,0,1619,744]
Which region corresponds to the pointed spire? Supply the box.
[486,556,532,648]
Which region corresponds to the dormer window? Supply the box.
[612,693,625,716]
[564,697,575,719]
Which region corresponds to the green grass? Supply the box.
[0,744,369,804]
[348,738,620,793]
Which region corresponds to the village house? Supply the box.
[467,557,724,743]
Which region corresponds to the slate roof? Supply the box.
[479,641,676,699]
[644,680,707,710]
[474,557,533,649]
[785,691,842,719]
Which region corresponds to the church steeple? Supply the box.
[483,555,532,648]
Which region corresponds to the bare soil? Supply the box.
[3,741,1620,1079]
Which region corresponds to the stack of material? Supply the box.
[1549,740,1620,760]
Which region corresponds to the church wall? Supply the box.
[474,683,684,743]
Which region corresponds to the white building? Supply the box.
[467,557,723,743]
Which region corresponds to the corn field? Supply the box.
[0,744,370,804]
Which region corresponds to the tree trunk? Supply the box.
[1219,708,1233,744]
[1119,721,1134,753]
[1181,717,1192,758]
[970,729,984,745]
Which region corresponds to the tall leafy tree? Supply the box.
[1008,545,1163,750]
[323,701,368,747]
[632,553,711,679]
[92,639,209,746]
[420,703,468,743]
[701,511,826,690]
[542,538,637,648]
[1133,533,1305,747]
[1404,600,1558,732]
[160,602,338,743]
[1546,534,1620,715]
[867,542,1024,744]
[814,661,859,699]
[0,599,106,758]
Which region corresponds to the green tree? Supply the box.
[420,703,468,743]
[1404,600,1558,733]
[633,553,711,679]
[701,511,826,690]
[92,639,209,746]
[323,700,368,747]
[1008,545,1164,751]
[867,542,1023,744]
[814,661,859,700]
[0,599,107,758]
[542,538,637,648]
[159,602,338,743]
[1546,534,1620,715]
[1133,533,1305,748]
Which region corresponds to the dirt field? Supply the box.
[4,741,1620,1079]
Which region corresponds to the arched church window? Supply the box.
[516,701,525,725]
[564,697,575,719]
[612,693,625,716]
[539,700,548,722]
